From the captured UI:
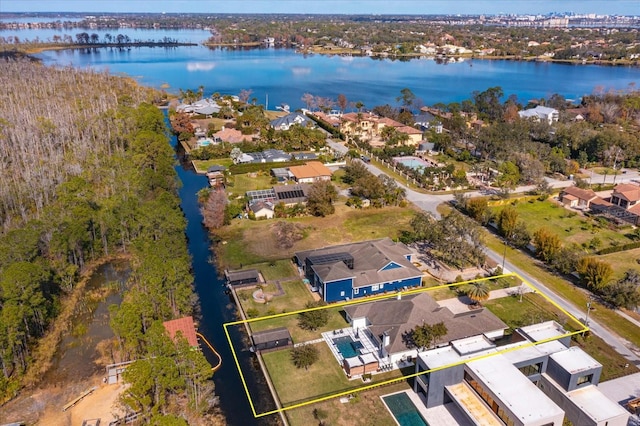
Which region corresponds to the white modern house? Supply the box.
[414,321,629,426]
[518,106,559,125]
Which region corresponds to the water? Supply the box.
[394,156,431,170]
[382,392,429,426]
[171,128,277,425]
[31,46,640,110]
[334,335,357,358]
[43,261,130,384]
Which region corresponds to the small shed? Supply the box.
[225,269,261,288]
[343,353,379,377]
[251,327,293,352]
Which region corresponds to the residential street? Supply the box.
[358,159,640,364]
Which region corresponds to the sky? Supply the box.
[2,1,639,16]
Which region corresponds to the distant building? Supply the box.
[270,112,314,130]
[288,161,332,183]
[518,106,559,125]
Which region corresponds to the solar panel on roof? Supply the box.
[307,252,354,265]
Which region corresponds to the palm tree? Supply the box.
[466,282,490,304]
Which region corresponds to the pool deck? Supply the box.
[381,390,474,426]
[322,327,380,364]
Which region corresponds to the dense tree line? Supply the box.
[0,60,218,423]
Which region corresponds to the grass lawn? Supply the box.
[489,199,632,249]
[191,158,233,173]
[214,204,418,269]
[237,280,315,318]
[249,260,297,281]
[262,343,355,406]
[484,293,580,332]
[599,247,640,281]
[249,307,350,343]
[227,172,273,196]
[484,232,640,349]
[284,381,411,426]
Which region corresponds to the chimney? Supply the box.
[383,332,390,347]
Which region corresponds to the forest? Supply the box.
[0,60,219,424]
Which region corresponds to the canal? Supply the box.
[170,125,278,426]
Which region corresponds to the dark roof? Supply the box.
[273,183,310,204]
[207,165,226,173]
[251,327,292,345]
[225,269,260,282]
[344,292,507,355]
[296,238,421,288]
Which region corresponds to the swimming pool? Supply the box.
[393,156,431,170]
[333,336,363,358]
[382,392,429,426]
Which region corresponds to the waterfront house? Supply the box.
[224,269,262,288]
[251,327,293,353]
[294,238,423,302]
[518,105,559,124]
[250,201,275,219]
[163,316,199,348]
[270,112,314,130]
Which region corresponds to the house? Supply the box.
[176,98,221,116]
[206,165,226,188]
[270,167,291,182]
[343,291,508,366]
[414,321,628,426]
[559,186,598,209]
[518,105,559,124]
[162,316,199,348]
[396,126,423,146]
[339,112,378,141]
[591,182,640,226]
[224,269,261,288]
[294,238,423,302]
[250,201,275,219]
[236,149,291,164]
[288,161,332,183]
[246,183,310,210]
[414,112,437,131]
[292,152,318,161]
[251,327,292,353]
[213,127,253,144]
[270,112,313,130]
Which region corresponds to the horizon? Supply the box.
[2,1,638,16]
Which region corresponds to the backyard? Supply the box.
[214,204,418,269]
[489,198,634,250]
[262,342,411,407]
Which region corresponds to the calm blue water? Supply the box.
[395,156,430,170]
[383,393,429,426]
[334,335,358,358]
[30,45,639,109]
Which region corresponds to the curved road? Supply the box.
[359,158,640,364]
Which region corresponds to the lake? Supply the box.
[4,29,639,425]
[32,44,640,110]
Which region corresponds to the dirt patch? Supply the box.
[0,375,125,425]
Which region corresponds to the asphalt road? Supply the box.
[359,158,640,363]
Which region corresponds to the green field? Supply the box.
[489,199,633,249]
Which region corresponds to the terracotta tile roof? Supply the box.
[163,316,198,347]
[288,161,332,180]
[613,183,640,202]
[378,117,404,128]
[396,125,423,135]
[213,128,253,143]
[561,186,597,201]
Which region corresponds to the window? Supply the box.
[372,284,379,291]
[354,288,359,295]
[518,362,543,377]
[340,291,345,297]
[577,374,593,386]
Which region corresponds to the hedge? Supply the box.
[597,241,640,255]
[228,160,307,175]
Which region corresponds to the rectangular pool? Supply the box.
[333,335,362,359]
[382,392,429,426]
[393,156,431,170]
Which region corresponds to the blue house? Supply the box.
[294,238,423,302]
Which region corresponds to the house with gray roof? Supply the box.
[343,292,508,364]
[294,238,423,302]
[270,112,313,131]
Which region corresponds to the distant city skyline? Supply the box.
[2,1,638,16]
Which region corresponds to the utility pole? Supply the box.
[585,296,593,326]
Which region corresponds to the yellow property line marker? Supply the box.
[223,272,588,418]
